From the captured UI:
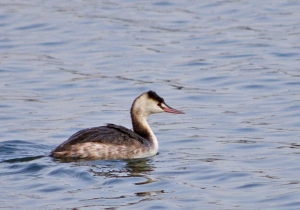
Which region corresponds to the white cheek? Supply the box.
[153,104,164,113]
[144,100,161,114]
[154,107,163,113]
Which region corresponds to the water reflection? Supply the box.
[88,158,155,181]
[70,158,162,209]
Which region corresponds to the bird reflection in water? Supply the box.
[88,158,155,184]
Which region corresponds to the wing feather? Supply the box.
[52,124,150,153]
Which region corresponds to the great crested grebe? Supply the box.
[51,90,184,160]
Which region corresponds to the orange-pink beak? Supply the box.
[163,105,184,114]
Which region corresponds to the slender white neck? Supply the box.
[131,113,159,152]
[137,114,157,138]
[130,97,158,142]
[131,107,152,136]
[130,92,162,153]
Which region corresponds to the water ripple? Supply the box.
[1,0,300,209]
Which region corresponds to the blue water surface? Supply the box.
[1,0,300,209]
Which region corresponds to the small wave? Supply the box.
[0,140,51,163]
[1,162,47,176]
[1,155,45,163]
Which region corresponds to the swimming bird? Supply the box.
[51,90,184,160]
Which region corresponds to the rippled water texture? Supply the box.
[1,0,300,209]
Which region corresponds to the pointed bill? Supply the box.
[163,105,184,114]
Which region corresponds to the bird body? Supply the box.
[51,90,183,160]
